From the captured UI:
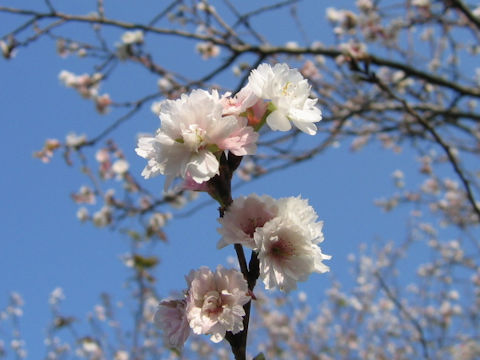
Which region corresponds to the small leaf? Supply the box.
[253,353,266,360]
[127,230,142,241]
[133,254,159,269]
[54,316,75,329]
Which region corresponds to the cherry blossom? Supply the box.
[247,63,322,135]
[254,197,330,292]
[185,266,251,343]
[217,194,278,249]
[136,89,258,189]
[154,299,191,349]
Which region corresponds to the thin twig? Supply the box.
[371,72,480,221]
[375,272,431,360]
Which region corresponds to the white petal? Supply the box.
[185,150,219,183]
[291,119,317,135]
[266,110,292,132]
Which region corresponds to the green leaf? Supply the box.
[253,352,266,360]
[127,230,142,241]
[133,254,159,269]
[54,316,75,329]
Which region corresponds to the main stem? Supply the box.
[209,153,260,360]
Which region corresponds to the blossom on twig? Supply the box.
[136,89,258,189]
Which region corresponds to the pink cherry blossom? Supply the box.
[154,299,191,349]
[136,89,258,189]
[185,266,250,343]
[217,194,278,249]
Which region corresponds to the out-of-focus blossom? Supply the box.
[48,288,65,305]
[412,0,430,7]
[33,139,61,163]
[121,30,144,45]
[149,212,170,229]
[301,60,321,80]
[392,169,405,188]
[10,340,27,358]
[94,94,112,114]
[339,40,368,61]
[285,41,299,49]
[71,186,95,204]
[196,42,220,59]
[65,132,87,148]
[95,149,110,163]
[59,71,110,114]
[77,207,89,222]
[78,338,102,358]
[59,71,102,98]
[0,36,16,59]
[114,350,129,360]
[92,206,112,227]
[56,39,82,58]
[326,8,357,35]
[326,7,344,22]
[154,299,191,349]
[94,305,106,321]
[115,31,144,60]
[356,0,374,11]
[158,77,173,92]
[150,101,163,115]
[112,159,129,176]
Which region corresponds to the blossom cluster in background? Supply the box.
[59,71,112,114]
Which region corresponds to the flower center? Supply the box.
[180,124,207,152]
[281,81,293,96]
[242,217,267,238]
[202,290,222,315]
[270,238,295,260]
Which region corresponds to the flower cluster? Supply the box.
[218,194,331,292]
[136,63,322,189]
[154,266,250,349]
[59,71,112,114]
[136,89,258,189]
[143,63,329,354]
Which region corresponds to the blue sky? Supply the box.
[0,0,456,357]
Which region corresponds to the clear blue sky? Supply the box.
[0,0,450,357]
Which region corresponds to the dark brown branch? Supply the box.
[370,72,480,222]
[84,92,159,147]
[3,5,480,100]
[447,0,480,31]
[0,7,230,45]
[208,152,259,360]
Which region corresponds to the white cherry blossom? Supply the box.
[185,266,250,343]
[217,194,278,249]
[136,89,258,189]
[254,196,330,292]
[154,299,191,349]
[247,63,322,135]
